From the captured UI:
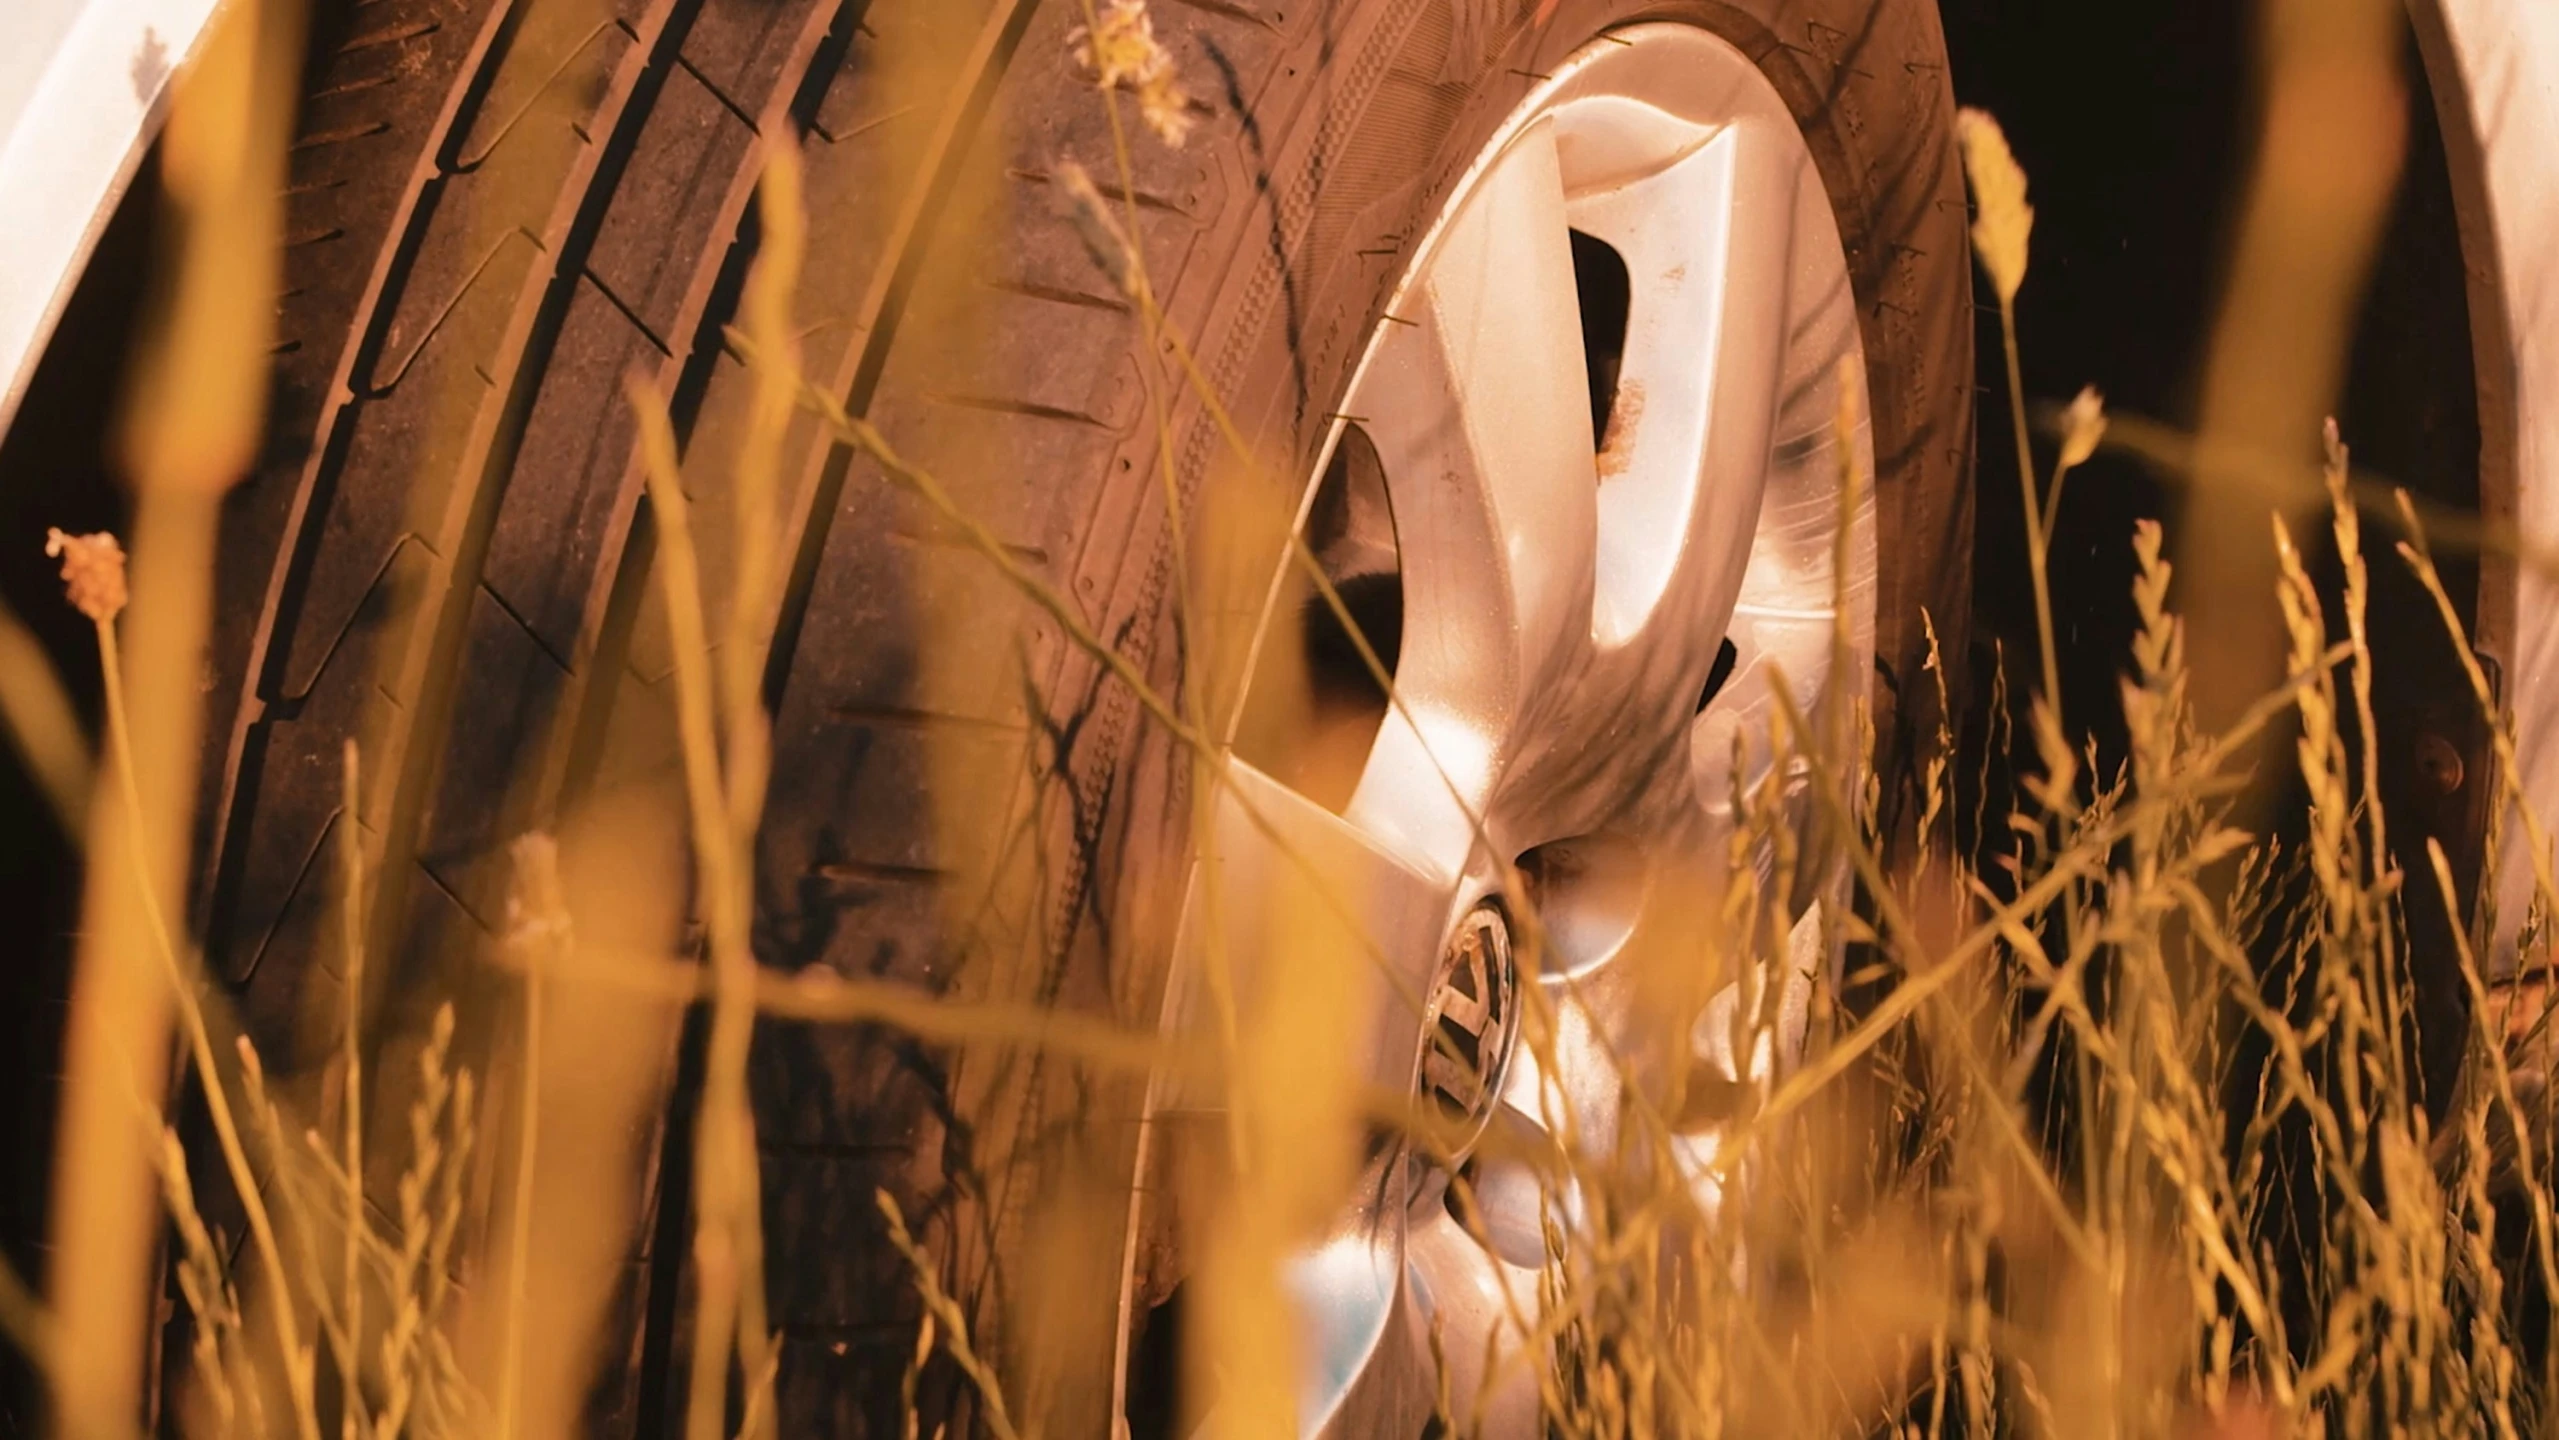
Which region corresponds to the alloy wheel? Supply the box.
[1124,23,1879,1435]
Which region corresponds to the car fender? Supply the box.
[0,0,221,438]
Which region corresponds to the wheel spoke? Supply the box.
[1341,116,1600,863]
[1288,1184,1429,1433]
[1690,612,1828,836]
[1513,846,1811,1169]
[1511,969,1642,1163]
[1564,105,1804,656]
[1687,898,1825,1118]
[1691,193,1876,818]
[1445,109,1818,841]
[1155,756,1460,1116]
[1177,1155,1433,1436]
[1406,1186,1545,1434]
[1387,901,1827,1436]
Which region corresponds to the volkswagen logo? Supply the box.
[1418,902,1521,1151]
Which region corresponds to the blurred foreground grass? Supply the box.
[8,0,2559,1437]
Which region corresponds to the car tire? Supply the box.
[122,0,1982,1430]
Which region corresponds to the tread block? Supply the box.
[455,0,633,170]
[359,200,549,398]
[749,1009,948,1151]
[800,34,945,292]
[758,1149,931,1329]
[651,352,810,638]
[680,0,821,118]
[974,187,1201,313]
[219,539,429,979]
[592,640,682,781]
[484,275,657,662]
[999,1,1235,208]
[769,508,1048,723]
[887,279,1145,432]
[864,389,1114,557]
[416,585,572,923]
[354,872,490,1195]
[576,1258,658,1435]
[808,0,1004,148]
[284,239,538,702]
[586,61,755,346]
[761,715,1027,878]
[623,574,681,688]
[227,807,346,1057]
[794,0,1005,346]
[280,0,484,298]
[771,1328,931,1438]
[274,481,443,717]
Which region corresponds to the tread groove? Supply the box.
[291,120,395,153]
[977,276,1130,313]
[1005,163,1192,215]
[1161,0,1284,28]
[338,20,443,55]
[919,391,1112,428]
[826,704,1027,733]
[813,859,950,885]
[471,577,578,676]
[580,266,677,356]
[311,74,398,100]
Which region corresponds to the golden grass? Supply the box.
[12,2,2559,1437]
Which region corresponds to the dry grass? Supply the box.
[7,1,2556,1437]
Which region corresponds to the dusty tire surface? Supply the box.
[177,0,1976,1430]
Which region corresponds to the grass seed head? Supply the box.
[1068,0,1194,146]
[2060,385,2108,469]
[44,528,128,624]
[1956,107,2033,306]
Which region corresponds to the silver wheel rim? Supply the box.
[1124,22,1878,1435]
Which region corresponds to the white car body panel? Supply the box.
[0,0,222,438]
[2417,0,2559,971]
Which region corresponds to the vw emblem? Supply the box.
[1418,902,1520,1145]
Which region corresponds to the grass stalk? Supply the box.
[628,383,765,1440]
[90,581,319,1440]
[336,742,365,1440]
[494,893,542,1440]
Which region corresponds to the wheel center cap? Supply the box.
[1418,902,1521,1148]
